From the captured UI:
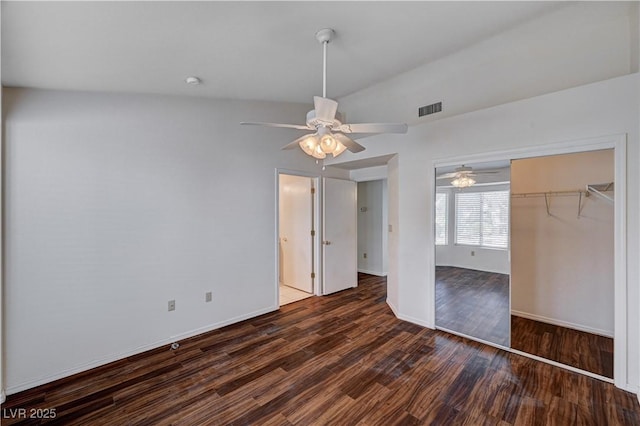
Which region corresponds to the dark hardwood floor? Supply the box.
[435,266,510,346]
[3,273,639,425]
[511,315,614,379]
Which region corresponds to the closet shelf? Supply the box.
[586,182,614,204]
[511,182,614,217]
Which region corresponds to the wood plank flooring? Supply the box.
[436,265,614,379]
[435,266,510,346]
[511,315,614,379]
[3,273,639,425]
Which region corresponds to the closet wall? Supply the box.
[511,150,614,336]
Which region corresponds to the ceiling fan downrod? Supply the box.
[316,28,334,99]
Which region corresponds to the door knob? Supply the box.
[323,240,331,245]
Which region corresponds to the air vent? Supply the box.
[418,102,442,117]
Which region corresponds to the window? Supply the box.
[455,190,509,249]
[435,192,448,245]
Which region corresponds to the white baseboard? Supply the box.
[509,348,613,384]
[6,305,278,395]
[358,269,387,277]
[1,389,5,404]
[386,299,433,329]
[435,263,510,276]
[386,298,399,317]
[511,310,613,338]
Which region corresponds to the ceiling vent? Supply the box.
[418,102,442,117]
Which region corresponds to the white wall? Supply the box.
[386,155,399,314]
[511,151,614,336]
[436,246,509,275]
[2,88,348,393]
[357,180,387,276]
[328,73,640,391]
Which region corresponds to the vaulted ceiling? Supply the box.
[2,1,566,103]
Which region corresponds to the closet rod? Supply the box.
[510,189,587,198]
[511,189,589,217]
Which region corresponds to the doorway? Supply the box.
[278,173,317,306]
[357,179,388,277]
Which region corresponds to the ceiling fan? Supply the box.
[437,165,499,188]
[241,28,408,160]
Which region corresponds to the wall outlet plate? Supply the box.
[205,292,212,302]
[168,300,176,311]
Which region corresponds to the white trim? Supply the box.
[1,390,5,404]
[437,327,510,351]
[386,298,399,316]
[6,305,277,395]
[437,326,614,385]
[512,310,614,338]
[612,137,627,390]
[429,133,628,389]
[395,310,433,329]
[358,269,387,277]
[509,349,613,384]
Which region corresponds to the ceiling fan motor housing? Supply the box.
[306,109,344,129]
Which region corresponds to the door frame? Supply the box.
[430,134,627,389]
[275,169,322,306]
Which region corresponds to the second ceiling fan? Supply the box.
[241,28,408,159]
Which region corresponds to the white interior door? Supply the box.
[279,174,313,293]
[323,177,357,294]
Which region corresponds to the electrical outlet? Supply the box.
[363,253,367,259]
[168,300,175,311]
[205,292,212,302]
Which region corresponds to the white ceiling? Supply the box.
[1,1,565,104]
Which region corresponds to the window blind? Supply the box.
[435,192,448,245]
[455,190,509,249]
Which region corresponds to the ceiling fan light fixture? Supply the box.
[312,143,327,159]
[299,135,319,156]
[451,176,476,188]
[331,142,347,157]
[319,133,338,153]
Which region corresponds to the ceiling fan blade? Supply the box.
[334,133,365,153]
[281,134,313,150]
[436,172,459,179]
[314,96,339,123]
[338,123,408,134]
[241,122,311,130]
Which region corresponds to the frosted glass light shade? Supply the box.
[297,132,349,159]
[299,135,319,156]
[451,176,476,188]
[312,143,326,159]
[319,134,338,153]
